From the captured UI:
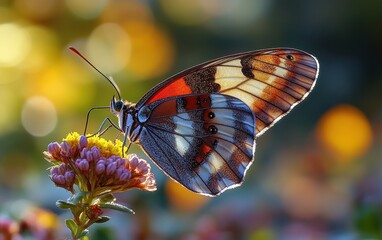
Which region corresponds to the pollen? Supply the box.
[63,132,126,157]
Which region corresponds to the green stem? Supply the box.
[70,191,98,239]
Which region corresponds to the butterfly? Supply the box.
[72,47,319,197]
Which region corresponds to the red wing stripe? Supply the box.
[146,77,192,104]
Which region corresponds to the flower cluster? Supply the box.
[44,132,156,239]
[44,132,156,194]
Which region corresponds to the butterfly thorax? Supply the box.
[122,102,144,143]
[110,97,140,143]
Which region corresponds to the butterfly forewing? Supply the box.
[137,48,319,136]
[136,94,256,196]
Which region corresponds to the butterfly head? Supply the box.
[110,96,124,115]
[110,96,138,137]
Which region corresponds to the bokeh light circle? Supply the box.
[0,22,31,67]
[124,21,174,79]
[21,96,57,137]
[316,104,372,161]
[24,25,60,72]
[86,23,131,74]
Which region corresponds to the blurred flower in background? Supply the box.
[1,0,382,239]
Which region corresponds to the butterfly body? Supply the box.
[110,48,319,196]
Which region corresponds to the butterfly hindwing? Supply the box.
[136,93,256,196]
[137,48,319,137]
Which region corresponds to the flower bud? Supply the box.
[136,161,149,175]
[57,163,68,174]
[76,159,89,173]
[78,135,88,150]
[95,160,106,175]
[118,170,131,182]
[80,147,88,159]
[50,164,75,191]
[47,142,61,160]
[64,171,75,186]
[51,174,65,186]
[90,146,101,161]
[50,167,59,176]
[128,154,139,170]
[86,150,94,162]
[144,174,157,191]
[86,205,103,220]
[106,162,117,176]
[60,142,72,158]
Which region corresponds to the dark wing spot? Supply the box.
[208,125,218,134]
[185,68,221,94]
[286,54,294,61]
[241,67,255,79]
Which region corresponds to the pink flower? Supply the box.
[44,132,157,194]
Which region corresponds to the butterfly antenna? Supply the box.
[69,46,122,100]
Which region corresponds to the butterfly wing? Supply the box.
[137,48,319,136]
[136,93,255,196]
[133,48,319,195]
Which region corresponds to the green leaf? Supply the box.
[56,200,76,209]
[79,229,89,238]
[99,203,135,214]
[99,194,115,204]
[95,216,110,223]
[71,191,88,204]
[65,219,78,234]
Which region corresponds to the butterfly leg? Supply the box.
[83,106,109,135]
[86,117,122,137]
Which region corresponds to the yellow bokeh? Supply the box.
[0,22,31,67]
[165,179,210,212]
[123,20,175,79]
[316,104,373,161]
[23,25,60,72]
[26,207,60,231]
[23,56,95,112]
[86,22,131,74]
[97,1,174,80]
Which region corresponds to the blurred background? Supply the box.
[0,0,382,239]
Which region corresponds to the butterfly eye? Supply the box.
[110,96,124,114]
